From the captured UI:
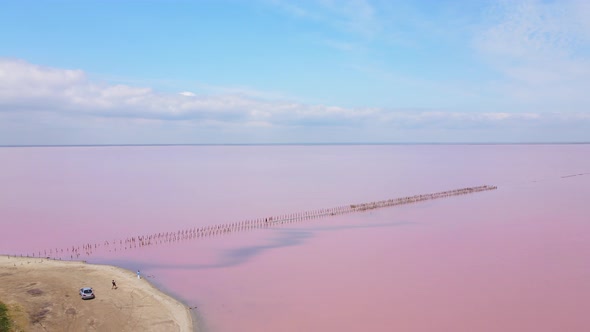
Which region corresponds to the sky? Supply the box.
[0,0,589,144]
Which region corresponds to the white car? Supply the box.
[80,287,95,300]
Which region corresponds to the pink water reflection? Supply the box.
[2,145,590,331]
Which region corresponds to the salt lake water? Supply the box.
[1,144,589,331]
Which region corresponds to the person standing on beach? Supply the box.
[112,280,117,289]
[137,270,141,279]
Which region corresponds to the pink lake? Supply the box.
[1,144,589,331]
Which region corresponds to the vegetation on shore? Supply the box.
[0,301,12,332]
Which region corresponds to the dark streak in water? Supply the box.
[561,172,588,178]
[100,221,414,272]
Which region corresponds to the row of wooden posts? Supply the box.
[20,185,497,260]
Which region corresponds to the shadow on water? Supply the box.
[101,220,416,272]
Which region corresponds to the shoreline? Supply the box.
[0,255,194,331]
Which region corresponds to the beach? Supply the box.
[0,255,194,332]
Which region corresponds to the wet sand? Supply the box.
[0,255,194,332]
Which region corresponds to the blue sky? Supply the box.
[1,0,589,144]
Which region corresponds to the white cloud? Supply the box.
[266,0,315,19]
[319,0,378,37]
[0,58,588,144]
[267,0,380,38]
[475,0,590,109]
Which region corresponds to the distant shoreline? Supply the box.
[0,255,195,332]
[0,142,589,148]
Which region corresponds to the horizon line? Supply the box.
[1,142,589,148]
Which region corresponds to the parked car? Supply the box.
[80,287,95,300]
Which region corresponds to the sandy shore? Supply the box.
[0,255,194,331]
